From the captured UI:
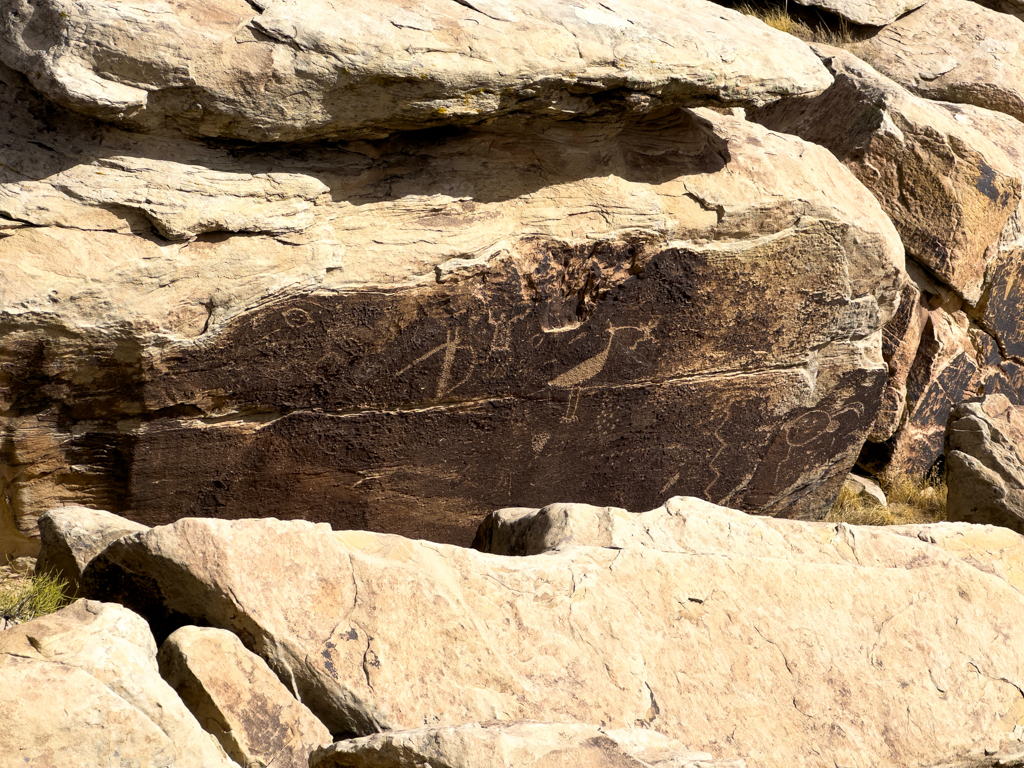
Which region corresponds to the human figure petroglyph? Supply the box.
[757,401,867,498]
[397,328,477,399]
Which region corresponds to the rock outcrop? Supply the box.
[946,394,1024,534]
[0,0,832,142]
[35,506,148,594]
[159,625,332,768]
[0,49,904,549]
[311,722,743,768]
[751,44,1024,475]
[0,599,235,768]
[82,514,1024,767]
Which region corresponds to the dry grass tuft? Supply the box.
[827,470,947,526]
[0,566,71,627]
[735,2,855,45]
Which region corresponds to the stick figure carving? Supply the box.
[397,328,476,399]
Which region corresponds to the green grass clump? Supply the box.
[827,470,947,526]
[735,2,855,45]
[0,567,71,626]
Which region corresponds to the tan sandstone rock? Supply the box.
[946,394,1024,534]
[159,625,332,768]
[311,722,743,768]
[852,0,1024,124]
[0,599,235,768]
[0,57,904,551]
[752,44,1022,306]
[0,0,832,142]
[84,515,1024,768]
[35,506,149,595]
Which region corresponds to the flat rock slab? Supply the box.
[84,515,1024,768]
[473,495,1024,593]
[159,625,332,768]
[946,394,1024,534]
[852,0,1024,124]
[0,599,235,768]
[311,722,743,768]
[0,0,832,141]
[0,61,904,547]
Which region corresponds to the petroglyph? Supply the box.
[397,329,477,399]
[547,322,657,389]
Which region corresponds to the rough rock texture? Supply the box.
[861,304,980,474]
[159,625,332,768]
[0,57,904,551]
[946,394,1024,533]
[751,46,1024,475]
[752,45,1021,306]
[35,506,148,595]
[0,0,832,142]
[84,515,1024,768]
[311,722,742,768]
[852,0,1024,124]
[792,0,926,29]
[886,520,1024,594]
[0,599,234,768]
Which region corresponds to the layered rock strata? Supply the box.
[82,514,1024,768]
[0,43,903,550]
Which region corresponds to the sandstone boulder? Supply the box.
[886,520,1024,594]
[473,495,1009,578]
[0,58,905,551]
[861,305,979,474]
[83,515,1024,767]
[946,394,1024,534]
[852,0,1024,124]
[311,722,743,768]
[0,599,235,768]
[0,0,832,142]
[35,506,149,595]
[159,625,332,768]
[752,45,1022,305]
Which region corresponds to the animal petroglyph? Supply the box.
[548,322,657,389]
[548,321,657,422]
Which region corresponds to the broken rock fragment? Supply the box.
[158,625,332,768]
